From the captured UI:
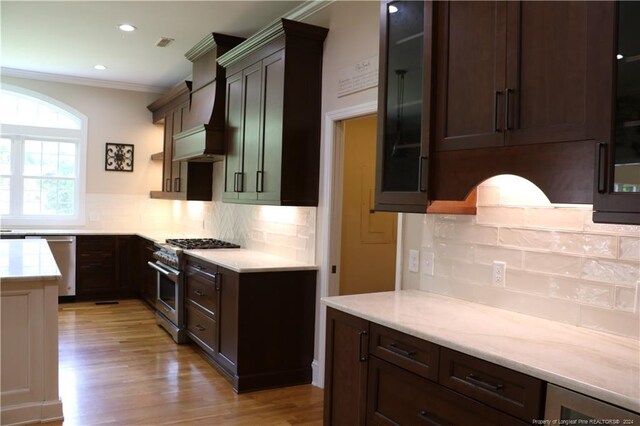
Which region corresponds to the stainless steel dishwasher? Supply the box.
[25,236,76,300]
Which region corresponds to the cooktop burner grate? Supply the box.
[165,238,240,250]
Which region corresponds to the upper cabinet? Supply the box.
[432,1,611,204]
[219,19,328,206]
[375,1,435,212]
[593,1,640,225]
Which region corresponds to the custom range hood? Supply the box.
[173,33,244,162]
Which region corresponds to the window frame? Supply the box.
[0,84,88,226]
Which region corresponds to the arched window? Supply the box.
[0,85,87,225]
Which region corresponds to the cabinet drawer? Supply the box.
[185,303,217,352]
[369,323,439,381]
[367,356,527,426]
[438,348,544,421]
[185,271,218,316]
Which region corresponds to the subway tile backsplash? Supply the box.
[413,176,640,339]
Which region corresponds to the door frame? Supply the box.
[314,101,404,387]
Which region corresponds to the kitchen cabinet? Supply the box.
[374,1,435,213]
[323,307,370,426]
[147,82,214,201]
[593,1,640,225]
[183,255,317,392]
[324,307,545,425]
[76,235,136,300]
[431,1,613,205]
[137,236,157,308]
[220,19,328,206]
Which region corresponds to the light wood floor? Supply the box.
[51,299,323,426]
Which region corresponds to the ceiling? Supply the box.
[1,1,304,93]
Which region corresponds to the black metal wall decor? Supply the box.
[105,143,134,172]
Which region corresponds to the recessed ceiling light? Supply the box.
[118,24,136,32]
[388,5,399,13]
[94,64,107,70]
[617,54,624,60]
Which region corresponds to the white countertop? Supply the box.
[0,239,61,281]
[322,290,640,413]
[186,248,317,273]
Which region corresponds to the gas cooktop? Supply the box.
[165,238,240,250]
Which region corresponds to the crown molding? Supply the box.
[218,0,334,68]
[0,67,171,94]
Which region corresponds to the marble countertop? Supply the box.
[0,239,61,281]
[186,249,317,273]
[1,229,316,273]
[322,290,640,413]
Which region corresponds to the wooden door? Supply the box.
[340,116,397,295]
[505,1,595,146]
[223,72,244,200]
[324,308,369,426]
[435,1,506,151]
[258,50,285,203]
[238,62,263,201]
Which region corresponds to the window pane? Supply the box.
[23,140,77,177]
[23,178,74,215]
[0,138,10,175]
[0,89,81,129]
[0,177,9,214]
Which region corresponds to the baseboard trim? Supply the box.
[0,399,63,426]
[311,359,322,388]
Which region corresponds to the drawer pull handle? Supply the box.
[388,342,415,358]
[195,265,204,270]
[465,373,504,392]
[358,331,368,362]
[194,290,205,296]
[418,410,445,425]
[195,324,205,332]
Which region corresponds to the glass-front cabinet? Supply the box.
[594,1,640,224]
[375,0,434,212]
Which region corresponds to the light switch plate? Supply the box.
[408,249,419,273]
[422,251,435,276]
[492,261,506,287]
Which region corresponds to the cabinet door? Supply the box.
[258,50,285,203]
[172,102,188,195]
[593,1,640,224]
[435,1,506,151]
[76,236,117,296]
[224,72,244,201]
[116,236,134,294]
[238,62,263,201]
[162,115,174,193]
[323,308,369,426]
[375,0,434,212]
[505,1,598,146]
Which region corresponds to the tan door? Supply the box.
[339,115,397,295]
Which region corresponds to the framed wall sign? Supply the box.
[105,143,134,172]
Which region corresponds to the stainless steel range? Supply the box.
[148,238,240,343]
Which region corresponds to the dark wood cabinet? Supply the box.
[432,1,612,205]
[593,1,640,225]
[183,255,317,392]
[76,235,136,300]
[137,236,157,308]
[375,0,435,212]
[324,307,370,426]
[147,82,214,201]
[324,308,545,425]
[220,19,328,206]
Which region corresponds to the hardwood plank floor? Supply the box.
[51,299,323,425]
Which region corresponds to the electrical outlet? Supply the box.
[422,251,435,276]
[408,249,419,273]
[492,261,506,287]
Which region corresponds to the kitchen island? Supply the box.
[0,239,64,425]
[323,290,640,419]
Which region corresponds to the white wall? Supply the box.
[401,176,640,340]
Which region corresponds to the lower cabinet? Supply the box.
[76,235,136,300]
[184,255,317,392]
[324,307,544,426]
[137,236,157,308]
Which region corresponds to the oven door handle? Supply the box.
[148,261,179,283]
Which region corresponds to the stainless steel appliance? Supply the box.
[25,235,76,301]
[148,238,239,343]
[545,384,640,423]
